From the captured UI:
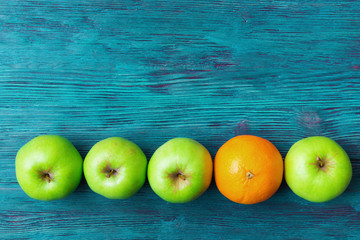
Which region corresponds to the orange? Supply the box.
[214,135,283,204]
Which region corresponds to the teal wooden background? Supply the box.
[1,0,360,239]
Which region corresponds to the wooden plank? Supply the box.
[1,0,360,238]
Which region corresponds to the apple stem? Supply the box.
[106,169,115,178]
[177,173,186,181]
[316,156,325,168]
[45,174,51,183]
[41,172,53,183]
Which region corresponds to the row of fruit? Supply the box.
[15,135,352,204]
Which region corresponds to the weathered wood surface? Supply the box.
[1,0,360,239]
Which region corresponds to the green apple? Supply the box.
[15,135,83,201]
[83,137,147,199]
[285,136,352,202]
[147,138,213,203]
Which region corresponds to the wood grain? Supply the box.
[1,0,360,239]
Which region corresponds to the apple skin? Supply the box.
[285,136,352,202]
[83,137,147,199]
[147,138,213,203]
[15,135,83,201]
